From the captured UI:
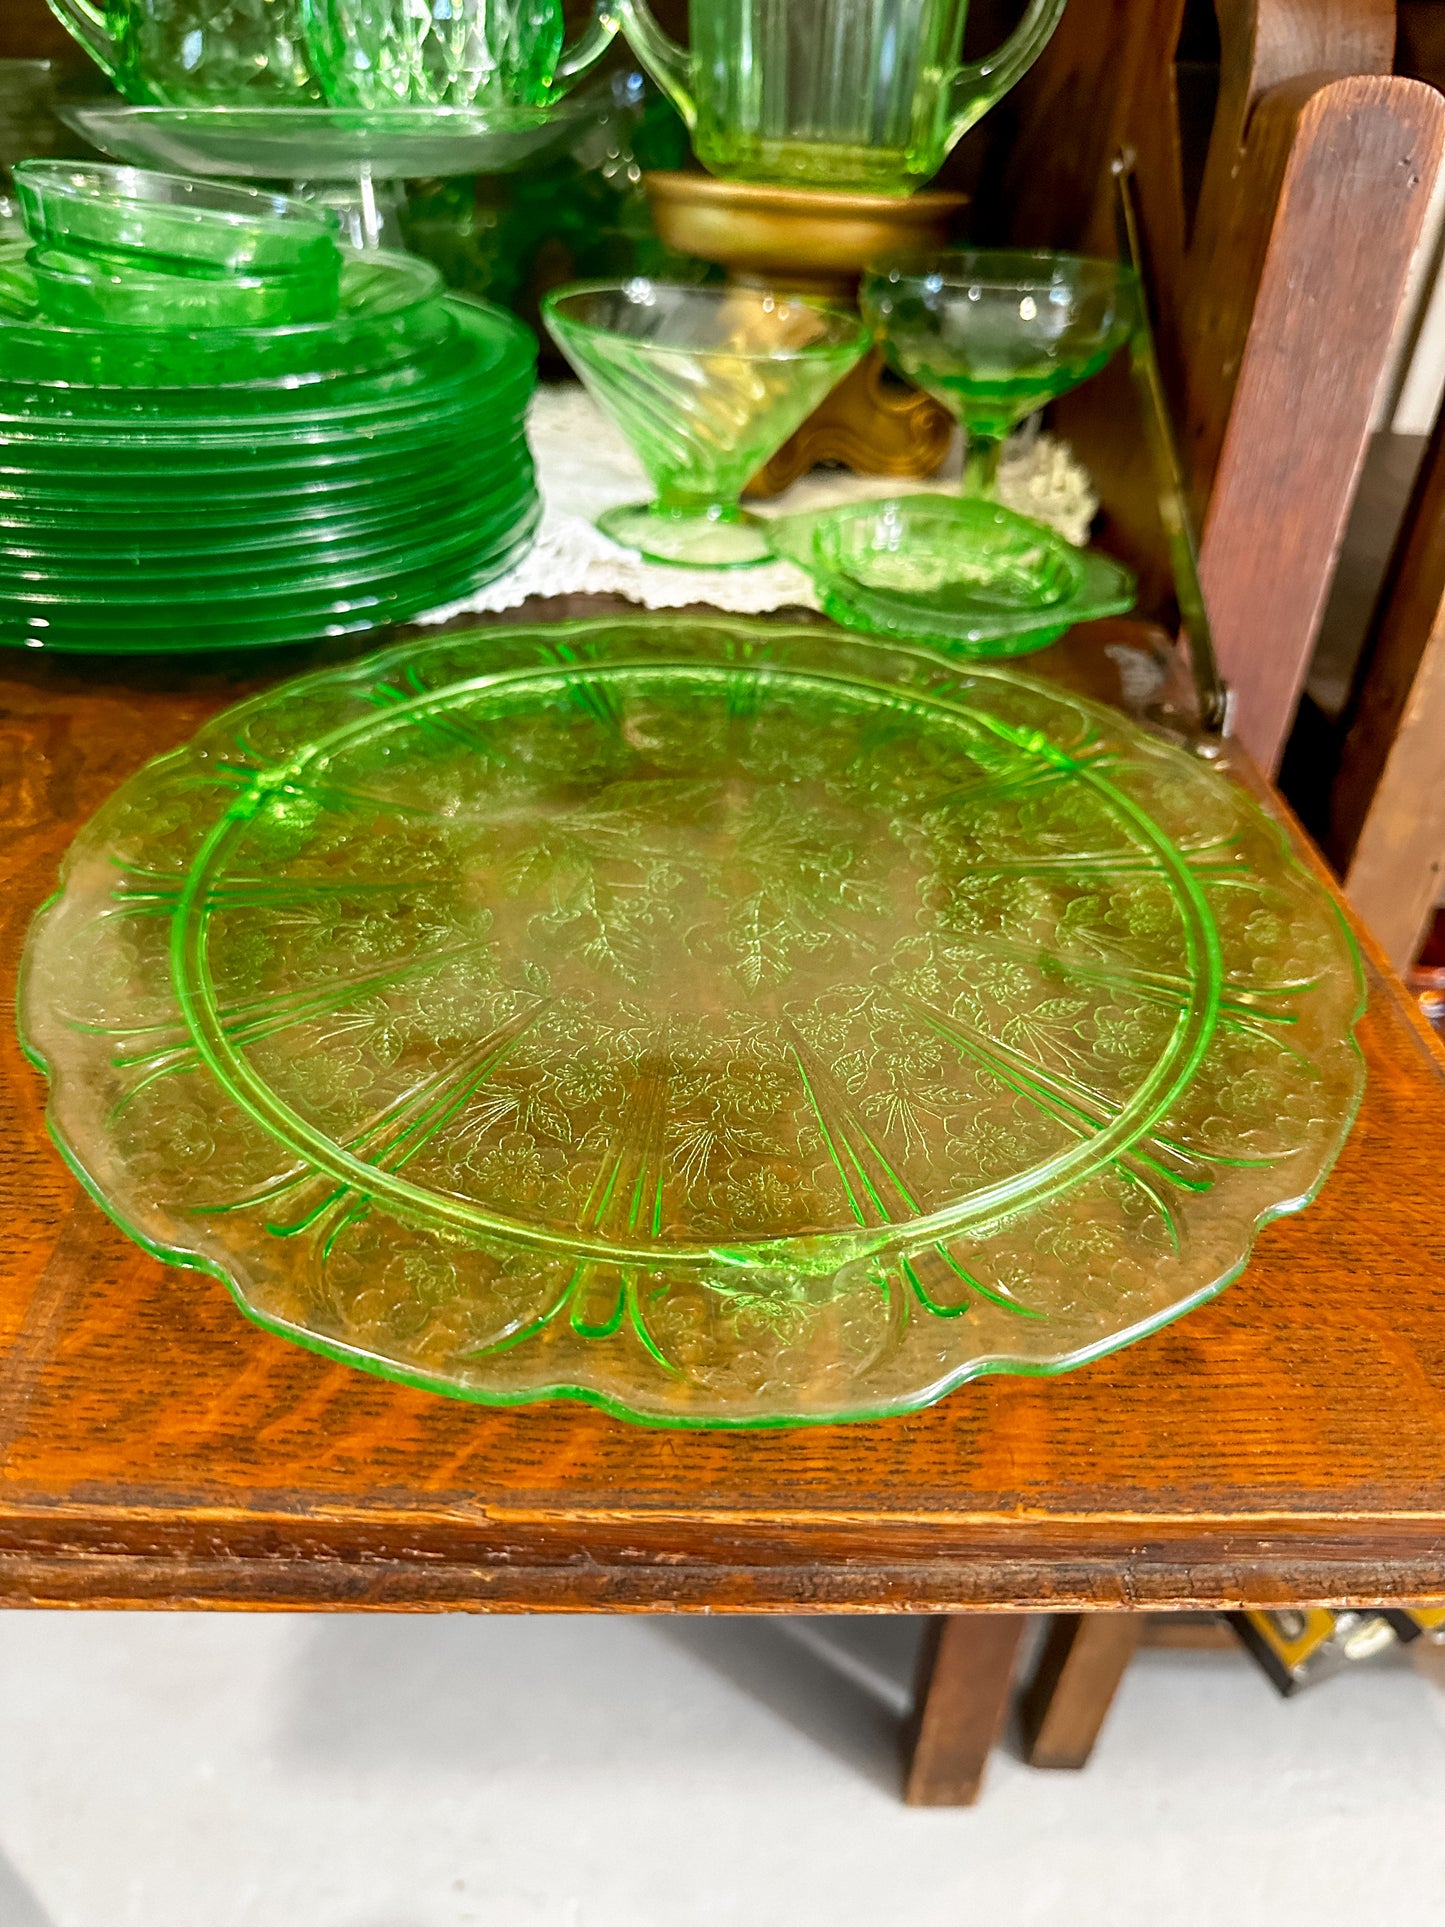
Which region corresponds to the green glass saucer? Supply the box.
[18,616,1364,1424]
[765,494,1137,656]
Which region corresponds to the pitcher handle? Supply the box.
[611,0,696,130]
[43,0,124,83]
[550,0,623,97]
[946,0,1067,149]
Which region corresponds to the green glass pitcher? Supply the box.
[43,0,319,104]
[614,0,1068,195]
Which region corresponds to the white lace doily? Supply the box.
[423,384,1097,623]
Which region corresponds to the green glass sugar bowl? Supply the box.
[299,0,618,109]
[42,0,319,104]
[614,0,1068,194]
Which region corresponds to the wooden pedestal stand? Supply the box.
[643,170,967,495]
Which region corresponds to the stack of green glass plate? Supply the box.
[0,172,538,653]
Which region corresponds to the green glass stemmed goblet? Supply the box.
[543,278,869,569]
[860,249,1138,494]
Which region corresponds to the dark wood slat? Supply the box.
[903,1615,1028,1806]
[1019,1614,1144,1768]
[1195,74,1444,771]
[1331,408,1445,970]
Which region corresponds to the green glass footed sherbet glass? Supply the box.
[543,278,869,568]
[861,250,1137,495]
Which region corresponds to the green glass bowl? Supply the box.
[12,161,341,277]
[0,250,453,389]
[765,494,1137,656]
[30,245,345,332]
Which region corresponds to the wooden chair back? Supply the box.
[986,0,1443,773]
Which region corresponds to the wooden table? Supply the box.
[4,606,1445,1804]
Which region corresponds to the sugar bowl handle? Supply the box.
[44,0,126,87]
[948,0,1067,145]
[611,0,696,129]
[552,0,623,97]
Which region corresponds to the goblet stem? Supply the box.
[962,433,1003,497]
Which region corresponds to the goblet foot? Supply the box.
[597,500,773,569]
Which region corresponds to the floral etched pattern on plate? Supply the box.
[18,617,1365,1425]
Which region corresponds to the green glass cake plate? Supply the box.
[765,494,1138,656]
[18,616,1365,1427]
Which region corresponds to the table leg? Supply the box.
[1018,1612,1143,1769]
[901,1612,1028,1806]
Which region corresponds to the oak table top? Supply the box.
[3,604,1444,1616]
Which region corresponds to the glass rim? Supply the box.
[542,278,870,362]
[12,159,334,236]
[862,248,1139,291]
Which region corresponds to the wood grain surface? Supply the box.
[3,605,1445,1616]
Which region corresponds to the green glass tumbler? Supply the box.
[299,0,617,109]
[861,249,1138,492]
[43,0,320,105]
[614,0,1067,195]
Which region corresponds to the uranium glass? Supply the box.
[30,246,343,330]
[765,494,1137,656]
[61,101,594,185]
[0,249,451,387]
[300,0,617,109]
[13,162,340,275]
[43,0,320,105]
[543,279,869,567]
[861,250,1138,493]
[0,293,539,653]
[0,507,539,652]
[18,615,1365,1427]
[615,0,1066,194]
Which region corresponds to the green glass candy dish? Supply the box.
[543,279,869,567]
[765,494,1137,656]
[861,250,1137,495]
[18,616,1365,1427]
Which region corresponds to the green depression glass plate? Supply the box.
[0,503,540,651]
[18,616,1365,1426]
[765,495,1138,657]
